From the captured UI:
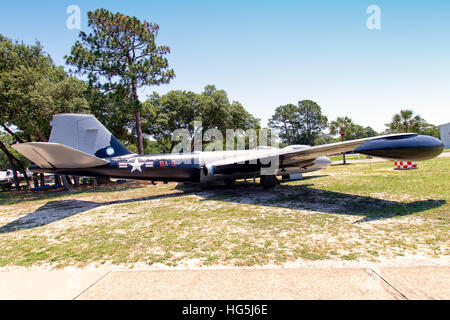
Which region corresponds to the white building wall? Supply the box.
[440,123,450,148]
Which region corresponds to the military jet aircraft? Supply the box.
[12,114,444,189]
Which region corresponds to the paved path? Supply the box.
[0,266,448,300]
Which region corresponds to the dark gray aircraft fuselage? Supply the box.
[30,149,333,184]
[14,114,444,189]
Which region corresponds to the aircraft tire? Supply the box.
[224,180,236,187]
[261,175,279,189]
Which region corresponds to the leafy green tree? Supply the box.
[329,116,354,164]
[268,104,303,145]
[329,116,353,141]
[0,35,89,187]
[142,85,260,152]
[0,36,89,141]
[143,90,198,152]
[66,9,175,154]
[297,100,328,145]
[229,101,260,131]
[0,131,31,188]
[269,100,327,146]
[143,139,165,154]
[422,125,440,139]
[344,124,378,140]
[1,64,89,142]
[197,86,260,147]
[386,109,415,133]
[385,109,438,137]
[314,133,337,145]
[328,118,378,164]
[84,85,136,145]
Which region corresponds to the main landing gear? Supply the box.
[224,179,236,187]
[260,175,280,189]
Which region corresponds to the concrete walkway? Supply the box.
[0,266,448,300]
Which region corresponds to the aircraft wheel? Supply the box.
[224,180,236,187]
[260,175,279,189]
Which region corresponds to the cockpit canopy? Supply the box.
[283,145,311,151]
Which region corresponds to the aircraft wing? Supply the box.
[280,133,416,162]
[211,133,444,168]
[12,142,110,169]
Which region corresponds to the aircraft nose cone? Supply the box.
[354,134,444,161]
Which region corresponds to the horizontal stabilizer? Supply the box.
[12,142,110,169]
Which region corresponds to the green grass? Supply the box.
[0,157,448,268]
[328,154,367,161]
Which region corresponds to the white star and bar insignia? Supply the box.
[118,159,155,172]
[118,161,128,169]
[129,158,143,173]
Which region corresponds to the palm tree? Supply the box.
[386,109,428,133]
[329,116,353,164]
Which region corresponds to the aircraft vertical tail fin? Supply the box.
[49,114,133,158]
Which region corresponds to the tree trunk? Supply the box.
[54,175,61,185]
[1,123,24,143]
[35,130,47,143]
[12,155,30,188]
[11,168,20,190]
[132,80,144,155]
[135,110,144,154]
[0,137,30,187]
[0,140,20,189]
[32,173,39,188]
[39,173,45,187]
[340,134,346,165]
[61,176,70,191]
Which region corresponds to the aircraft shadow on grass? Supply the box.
[0,177,445,234]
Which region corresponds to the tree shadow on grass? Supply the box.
[196,183,445,223]
[0,183,148,206]
[0,191,184,234]
[0,180,445,233]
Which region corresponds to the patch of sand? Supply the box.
[1,254,448,273]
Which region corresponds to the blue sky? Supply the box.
[1,0,449,132]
